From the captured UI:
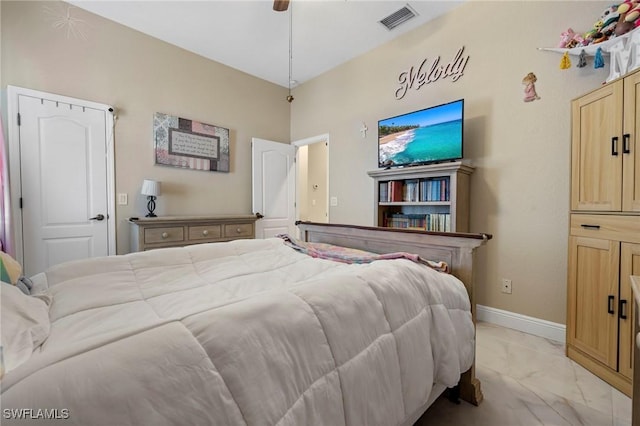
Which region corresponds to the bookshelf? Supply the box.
[367,161,473,232]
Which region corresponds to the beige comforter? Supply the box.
[1,238,474,425]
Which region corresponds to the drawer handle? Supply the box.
[623,134,631,154]
[619,299,628,320]
[236,228,242,233]
[608,295,615,315]
[580,224,600,230]
[202,230,209,236]
[161,232,169,239]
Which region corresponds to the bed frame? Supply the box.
[296,221,492,408]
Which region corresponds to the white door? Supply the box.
[10,88,114,276]
[251,138,296,238]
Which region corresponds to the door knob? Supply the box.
[89,214,105,221]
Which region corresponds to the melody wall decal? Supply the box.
[395,46,470,100]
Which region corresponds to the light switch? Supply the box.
[118,193,128,205]
[330,196,338,206]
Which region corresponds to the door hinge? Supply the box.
[19,197,23,209]
[17,113,21,126]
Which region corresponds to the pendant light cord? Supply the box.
[287,4,294,102]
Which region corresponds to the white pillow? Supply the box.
[1,283,51,376]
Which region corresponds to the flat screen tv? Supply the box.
[378,99,463,168]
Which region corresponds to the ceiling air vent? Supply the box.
[379,4,418,31]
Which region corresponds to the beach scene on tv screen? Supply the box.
[379,101,462,167]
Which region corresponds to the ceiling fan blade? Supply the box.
[273,0,289,12]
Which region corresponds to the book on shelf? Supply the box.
[390,181,403,202]
[380,180,404,202]
[403,179,419,202]
[379,182,388,202]
[380,177,450,203]
[383,212,451,232]
[419,177,450,202]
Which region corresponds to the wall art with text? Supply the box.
[154,112,230,172]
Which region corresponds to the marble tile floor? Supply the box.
[416,322,632,426]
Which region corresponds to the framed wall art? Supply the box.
[154,112,230,172]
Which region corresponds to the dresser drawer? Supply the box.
[144,227,185,244]
[224,223,253,238]
[188,225,222,241]
[570,214,640,243]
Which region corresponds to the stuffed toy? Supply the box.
[600,4,621,36]
[616,0,640,34]
[558,28,575,47]
[583,18,606,45]
[581,5,625,46]
[558,28,586,48]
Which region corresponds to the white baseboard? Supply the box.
[476,305,566,343]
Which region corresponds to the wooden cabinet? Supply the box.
[571,69,640,212]
[567,216,640,395]
[367,161,472,232]
[567,68,640,398]
[129,215,257,252]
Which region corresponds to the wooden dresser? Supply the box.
[129,215,258,252]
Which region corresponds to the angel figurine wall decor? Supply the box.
[522,72,541,103]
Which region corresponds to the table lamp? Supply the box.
[141,179,160,217]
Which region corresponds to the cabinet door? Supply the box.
[567,236,619,369]
[571,81,624,211]
[619,242,640,379]
[622,71,640,212]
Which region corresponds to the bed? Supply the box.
[0,222,490,425]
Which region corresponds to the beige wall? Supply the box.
[1,1,618,325]
[296,141,328,222]
[297,145,310,221]
[306,141,328,223]
[291,1,612,324]
[1,1,290,254]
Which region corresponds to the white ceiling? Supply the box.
[69,0,463,88]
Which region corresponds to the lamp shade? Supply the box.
[141,179,160,197]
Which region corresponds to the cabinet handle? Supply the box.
[161,232,168,239]
[611,137,619,156]
[622,134,631,154]
[580,224,600,230]
[236,228,242,233]
[619,299,628,320]
[202,230,209,236]
[608,295,615,315]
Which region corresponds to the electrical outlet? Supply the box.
[501,278,512,294]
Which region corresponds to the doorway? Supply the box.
[293,134,329,224]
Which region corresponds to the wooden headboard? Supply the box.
[296,221,491,302]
